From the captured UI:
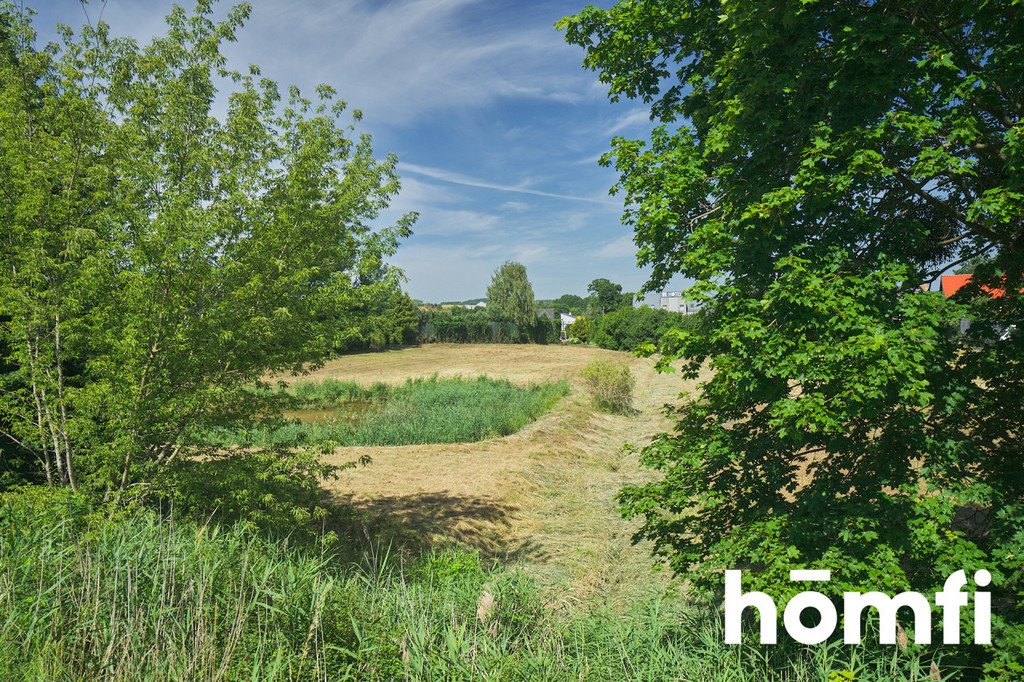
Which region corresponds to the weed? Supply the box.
[581,359,635,414]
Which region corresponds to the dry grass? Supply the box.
[311,344,708,606]
[295,343,631,388]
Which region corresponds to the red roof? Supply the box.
[940,274,974,298]
[940,274,1020,299]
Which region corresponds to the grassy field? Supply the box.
[294,343,635,387]
[307,344,690,599]
[212,376,569,448]
[3,345,950,680]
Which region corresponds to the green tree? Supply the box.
[587,278,625,313]
[334,282,420,352]
[955,252,998,275]
[590,306,684,352]
[563,0,1024,673]
[0,2,414,506]
[545,293,587,315]
[486,262,536,330]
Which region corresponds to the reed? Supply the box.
[0,488,955,682]
[212,376,569,448]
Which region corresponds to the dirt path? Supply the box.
[315,344,702,602]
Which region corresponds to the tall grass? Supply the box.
[0,488,957,681]
[213,376,569,448]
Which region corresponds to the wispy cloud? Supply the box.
[413,209,501,236]
[605,108,652,136]
[37,0,652,302]
[400,162,617,205]
[218,0,599,126]
[593,235,636,259]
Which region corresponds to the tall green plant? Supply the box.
[0,2,415,498]
[486,261,536,333]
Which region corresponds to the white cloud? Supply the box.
[216,0,599,126]
[400,162,617,205]
[414,209,500,236]
[390,175,461,211]
[593,235,636,259]
[39,0,657,304]
[605,108,652,136]
[509,242,550,264]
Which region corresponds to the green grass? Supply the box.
[212,376,569,448]
[0,488,958,682]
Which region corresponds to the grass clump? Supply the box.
[213,376,569,448]
[581,359,635,414]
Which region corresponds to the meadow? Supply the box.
[0,346,962,681]
[209,376,568,448]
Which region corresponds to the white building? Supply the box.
[660,291,704,314]
[559,313,577,340]
[660,291,683,312]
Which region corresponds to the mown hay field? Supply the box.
[300,344,703,602]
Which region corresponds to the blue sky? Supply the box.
[35,0,689,302]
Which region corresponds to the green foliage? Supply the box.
[537,293,588,315]
[954,252,997,276]
[486,262,536,333]
[419,306,557,345]
[0,3,414,501]
[213,376,569,447]
[420,307,498,343]
[590,306,688,352]
[334,287,420,353]
[0,486,955,681]
[587,278,626,314]
[563,0,1024,674]
[161,446,339,532]
[581,359,635,414]
[533,315,562,345]
[565,315,592,343]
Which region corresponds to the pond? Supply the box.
[283,400,378,424]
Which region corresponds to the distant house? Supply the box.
[463,301,487,310]
[537,307,556,321]
[940,273,1023,299]
[660,291,704,314]
[660,291,682,312]
[940,274,1020,339]
[940,274,974,299]
[559,313,576,340]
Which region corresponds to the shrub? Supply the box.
[530,316,561,344]
[581,359,634,414]
[590,306,689,351]
[565,315,592,342]
[418,308,558,345]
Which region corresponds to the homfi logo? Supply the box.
[724,569,992,645]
